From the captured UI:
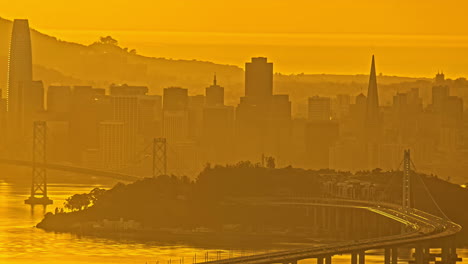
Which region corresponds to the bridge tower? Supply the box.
[153,138,167,177]
[402,149,412,212]
[25,121,53,205]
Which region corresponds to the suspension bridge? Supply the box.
[2,122,463,264]
[191,151,462,264]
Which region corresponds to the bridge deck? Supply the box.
[199,197,461,264]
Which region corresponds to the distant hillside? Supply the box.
[0,17,437,107]
[0,17,244,96]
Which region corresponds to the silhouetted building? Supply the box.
[364,56,382,169]
[306,120,339,169]
[47,86,71,115]
[7,19,33,136]
[188,95,205,140]
[163,87,189,143]
[202,105,234,164]
[110,84,148,96]
[365,55,381,133]
[264,94,292,166]
[138,95,162,140]
[0,90,7,147]
[333,94,351,120]
[69,86,110,162]
[111,96,139,162]
[435,71,445,85]
[206,75,224,107]
[308,96,331,121]
[432,85,449,113]
[163,110,189,142]
[31,81,44,113]
[163,87,188,111]
[245,57,273,103]
[99,121,125,170]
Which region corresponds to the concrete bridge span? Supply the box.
[200,197,462,264]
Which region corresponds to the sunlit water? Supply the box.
[1,169,467,264]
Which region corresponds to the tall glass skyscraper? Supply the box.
[7,19,33,136]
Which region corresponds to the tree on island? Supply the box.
[64,194,90,211]
[99,36,118,45]
[64,188,107,211]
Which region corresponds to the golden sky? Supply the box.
[3,0,468,77]
[3,0,467,34]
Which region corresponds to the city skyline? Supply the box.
[1,4,468,264]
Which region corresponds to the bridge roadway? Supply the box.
[200,197,462,264]
[0,158,139,182]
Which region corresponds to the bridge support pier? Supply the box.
[317,257,324,264]
[441,239,460,264]
[391,248,398,264]
[351,253,357,264]
[358,251,365,264]
[442,244,449,264]
[423,247,430,264]
[334,207,341,238]
[312,206,318,235]
[384,248,391,264]
[415,246,424,264]
[325,255,332,264]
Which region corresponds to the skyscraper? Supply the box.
[245,57,273,103]
[7,19,33,136]
[365,55,380,129]
[432,85,449,113]
[308,96,331,121]
[47,85,72,114]
[99,121,125,170]
[205,75,224,107]
[163,87,189,142]
[364,55,382,169]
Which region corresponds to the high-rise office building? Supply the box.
[31,81,44,113]
[47,86,72,114]
[138,95,162,140]
[432,85,449,113]
[163,87,188,111]
[306,96,336,168]
[365,55,380,129]
[69,86,109,162]
[333,94,351,120]
[163,110,189,142]
[202,106,234,164]
[363,56,382,169]
[110,84,148,96]
[99,121,125,170]
[264,94,292,166]
[0,90,7,147]
[111,96,139,162]
[7,19,33,136]
[308,96,331,121]
[305,120,339,169]
[245,57,273,103]
[188,95,205,140]
[163,87,189,143]
[236,57,279,162]
[206,75,224,107]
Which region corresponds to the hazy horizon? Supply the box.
[3,0,468,79]
[19,27,468,78]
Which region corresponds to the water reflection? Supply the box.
[0,174,467,264]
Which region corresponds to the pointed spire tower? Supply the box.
[365,55,380,129]
[206,74,224,107]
